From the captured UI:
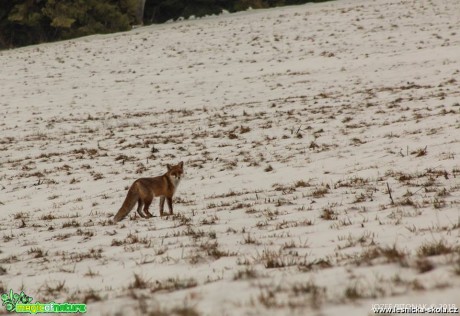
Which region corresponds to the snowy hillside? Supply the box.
[1,0,459,315]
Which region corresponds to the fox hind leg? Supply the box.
[143,196,154,218]
[137,199,147,218]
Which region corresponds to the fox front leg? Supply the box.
[159,196,166,216]
[167,197,173,215]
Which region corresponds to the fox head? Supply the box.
[166,161,184,181]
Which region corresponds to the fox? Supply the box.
[113,161,184,222]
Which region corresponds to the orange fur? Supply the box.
[113,161,184,222]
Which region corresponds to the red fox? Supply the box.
[113,162,184,222]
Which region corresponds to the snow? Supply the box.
[1,0,459,315]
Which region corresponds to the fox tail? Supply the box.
[113,185,138,222]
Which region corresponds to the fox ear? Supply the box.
[167,164,172,171]
[179,161,184,168]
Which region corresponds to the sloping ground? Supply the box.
[0,0,459,315]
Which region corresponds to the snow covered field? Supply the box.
[1,0,460,314]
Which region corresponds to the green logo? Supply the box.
[1,290,86,314]
[1,290,33,312]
